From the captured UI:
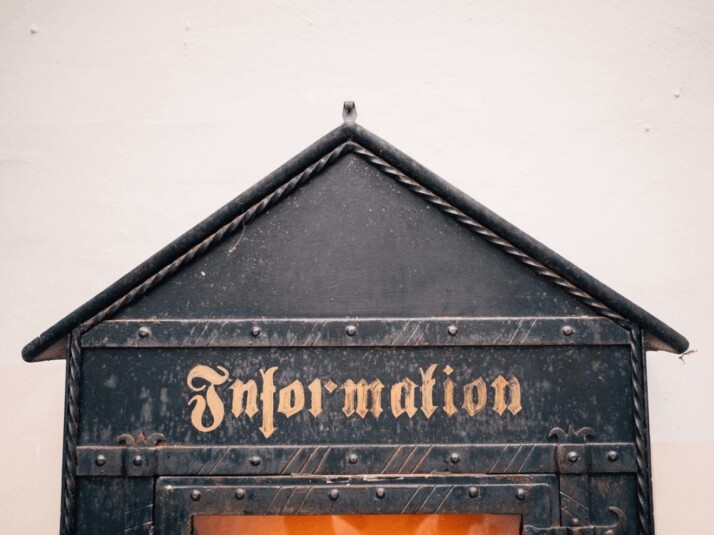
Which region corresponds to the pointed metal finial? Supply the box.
[342,101,357,123]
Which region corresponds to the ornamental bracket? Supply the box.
[117,432,166,477]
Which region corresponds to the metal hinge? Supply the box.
[524,507,626,535]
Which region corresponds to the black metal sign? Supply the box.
[23,104,688,535]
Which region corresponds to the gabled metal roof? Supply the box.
[22,112,688,361]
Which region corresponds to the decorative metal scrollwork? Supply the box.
[117,432,166,447]
[548,425,597,443]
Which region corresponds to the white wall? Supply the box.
[1,1,712,532]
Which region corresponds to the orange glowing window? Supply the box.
[193,513,521,534]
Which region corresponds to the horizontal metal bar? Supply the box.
[77,442,635,477]
[154,475,559,534]
[81,317,629,348]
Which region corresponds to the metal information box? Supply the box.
[23,103,688,535]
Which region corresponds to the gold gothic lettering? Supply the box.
[277,380,305,418]
[419,364,438,418]
[390,378,418,418]
[187,365,230,433]
[230,378,259,419]
[462,378,487,416]
[443,365,458,417]
[492,375,522,416]
[343,379,384,418]
[186,364,525,436]
[308,379,323,417]
[259,367,278,438]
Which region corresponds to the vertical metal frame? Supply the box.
[629,325,654,534]
[60,330,82,535]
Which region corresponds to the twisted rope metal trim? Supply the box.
[79,142,353,334]
[629,325,652,535]
[63,140,648,533]
[349,145,627,327]
[80,141,627,333]
[79,140,626,334]
[61,330,82,535]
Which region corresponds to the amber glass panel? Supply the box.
[193,514,521,535]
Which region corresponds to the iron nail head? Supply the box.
[138,326,151,339]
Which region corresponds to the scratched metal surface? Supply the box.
[78,345,632,447]
[114,154,591,321]
[154,475,560,535]
[65,128,648,534]
[81,317,629,349]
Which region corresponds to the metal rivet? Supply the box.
[251,326,261,337]
[447,325,458,336]
[235,489,246,500]
[348,453,358,464]
[516,488,527,501]
[468,486,479,498]
[132,455,144,466]
[191,490,201,502]
[607,450,619,462]
[376,488,386,499]
[346,325,357,336]
[450,452,461,464]
[562,325,574,336]
[329,489,340,501]
[567,451,579,463]
[138,326,151,339]
[249,455,261,466]
[95,454,106,467]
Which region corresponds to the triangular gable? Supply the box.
[22,121,688,361]
[113,151,591,321]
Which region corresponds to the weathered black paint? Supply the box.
[79,346,633,446]
[81,317,630,349]
[115,154,591,320]
[155,475,562,535]
[23,124,688,361]
[23,109,686,534]
[75,477,154,535]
